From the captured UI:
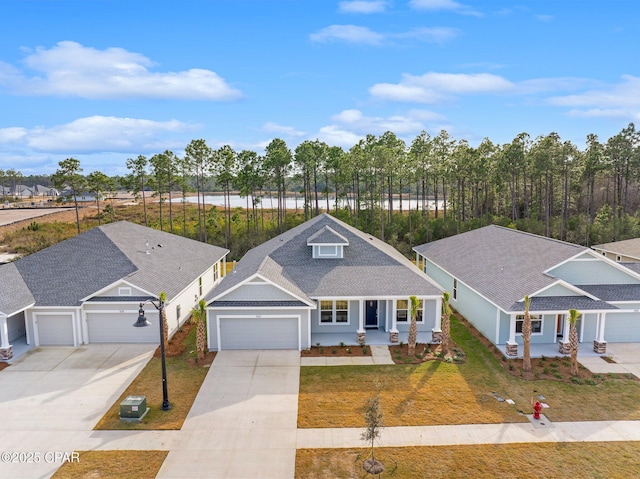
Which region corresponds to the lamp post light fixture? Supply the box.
[134,299,171,411]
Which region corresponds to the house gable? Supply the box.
[548,251,640,285]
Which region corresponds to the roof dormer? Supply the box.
[307,225,349,259]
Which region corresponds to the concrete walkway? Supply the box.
[300,345,394,366]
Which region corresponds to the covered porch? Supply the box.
[497,342,607,359]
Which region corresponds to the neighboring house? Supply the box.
[0,221,228,360]
[593,238,640,263]
[205,213,443,351]
[413,225,640,357]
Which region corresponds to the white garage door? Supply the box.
[87,313,159,343]
[36,314,74,346]
[219,317,298,350]
[605,314,640,342]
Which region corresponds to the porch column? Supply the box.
[357,299,366,345]
[593,312,607,354]
[506,314,518,357]
[389,298,398,343]
[559,316,571,355]
[0,314,12,360]
[432,296,442,344]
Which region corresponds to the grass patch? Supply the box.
[94,321,214,430]
[298,316,640,427]
[52,450,167,479]
[295,442,640,478]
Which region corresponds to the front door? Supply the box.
[556,314,564,338]
[365,300,378,328]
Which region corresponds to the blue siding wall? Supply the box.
[550,258,640,285]
[537,284,581,296]
[426,259,498,342]
[310,300,360,333]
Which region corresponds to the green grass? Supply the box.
[298,316,640,427]
[296,443,640,478]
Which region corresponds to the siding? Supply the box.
[549,258,640,285]
[537,284,581,297]
[311,300,359,333]
[222,283,299,302]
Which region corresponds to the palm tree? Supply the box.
[522,295,532,372]
[441,291,452,357]
[192,299,207,360]
[568,309,580,376]
[407,295,419,357]
[159,292,169,346]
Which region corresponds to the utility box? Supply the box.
[119,395,149,422]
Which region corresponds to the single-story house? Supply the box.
[0,221,228,360]
[413,225,640,356]
[205,213,444,351]
[593,238,640,263]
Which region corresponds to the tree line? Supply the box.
[6,123,640,258]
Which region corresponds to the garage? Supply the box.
[35,314,74,346]
[86,313,158,343]
[605,313,640,342]
[219,316,299,350]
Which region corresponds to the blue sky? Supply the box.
[1,0,638,176]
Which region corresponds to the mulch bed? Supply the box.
[0,362,9,372]
[455,312,638,384]
[153,320,217,367]
[301,345,372,357]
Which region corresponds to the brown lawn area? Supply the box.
[52,450,167,479]
[95,320,214,430]
[296,443,640,478]
[298,316,640,428]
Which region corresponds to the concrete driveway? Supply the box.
[156,350,300,479]
[580,343,640,378]
[0,344,155,478]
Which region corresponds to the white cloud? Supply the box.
[0,116,194,153]
[310,25,385,45]
[261,122,306,137]
[0,41,242,100]
[317,108,444,147]
[370,72,513,103]
[409,0,482,16]
[310,24,458,45]
[338,1,388,14]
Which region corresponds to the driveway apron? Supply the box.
[156,350,300,479]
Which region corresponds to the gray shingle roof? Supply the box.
[510,296,618,312]
[208,214,442,303]
[13,221,228,307]
[413,225,587,312]
[593,238,640,261]
[307,226,349,245]
[0,263,35,315]
[577,284,640,302]
[621,263,640,275]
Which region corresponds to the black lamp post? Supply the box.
[134,299,171,411]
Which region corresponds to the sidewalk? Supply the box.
[297,420,640,449]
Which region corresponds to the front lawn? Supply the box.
[296,443,640,478]
[298,316,640,427]
[95,320,214,430]
[52,451,167,479]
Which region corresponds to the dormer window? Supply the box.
[307,225,349,259]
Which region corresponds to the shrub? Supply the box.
[332,348,337,354]
[570,377,583,385]
[554,373,563,379]
[339,342,345,348]
[585,379,596,386]
[346,348,352,354]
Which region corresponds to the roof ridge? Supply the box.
[488,225,585,249]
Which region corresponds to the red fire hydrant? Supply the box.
[533,401,542,420]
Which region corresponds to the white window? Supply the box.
[313,245,343,259]
[319,300,349,324]
[213,262,219,282]
[199,277,203,296]
[118,287,132,296]
[453,279,458,300]
[516,314,542,334]
[396,299,423,323]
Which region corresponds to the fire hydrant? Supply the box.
[533,400,542,420]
